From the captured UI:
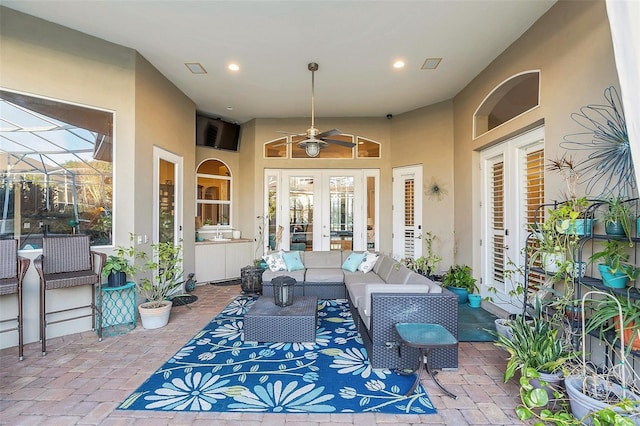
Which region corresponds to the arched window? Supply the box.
[196,159,232,227]
[264,137,287,158]
[356,137,381,158]
[474,71,540,138]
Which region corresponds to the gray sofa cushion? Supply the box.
[303,251,343,269]
[385,264,413,284]
[262,269,305,284]
[409,273,443,292]
[346,282,368,308]
[343,270,385,286]
[373,255,396,282]
[305,268,344,283]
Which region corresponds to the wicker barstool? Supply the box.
[34,235,106,355]
[0,239,30,360]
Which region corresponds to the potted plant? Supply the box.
[528,201,585,276]
[101,254,134,288]
[602,196,633,240]
[135,240,185,329]
[589,240,640,289]
[564,290,640,423]
[494,311,579,399]
[585,290,640,354]
[422,231,443,279]
[442,264,477,304]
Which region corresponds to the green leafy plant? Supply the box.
[422,231,442,276]
[494,312,579,382]
[602,196,634,243]
[108,234,184,308]
[589,240,640,281]
[528,201,584,278]
[136,240,184,308]
[101,254,135,278]
[516,368,638,425]
[101,234,142,279]
[442,264,478,293]
[585,290,640,355]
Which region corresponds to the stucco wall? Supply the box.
[134,54,196,276]
[452,0,620,273]
[390,100,455,272]
[0,7,195,350]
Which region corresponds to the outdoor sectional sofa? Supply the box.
[261,250,458,370]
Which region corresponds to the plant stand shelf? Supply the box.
[97,281,136,337]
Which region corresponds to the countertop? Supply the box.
[195,238,252,245]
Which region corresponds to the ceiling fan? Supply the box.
[277,62,355,157]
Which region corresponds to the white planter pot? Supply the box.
[494,318,513,341]
[565,375,640,425]
[542,252,565,273]
[138,300,172,329]
[531,370,563,401]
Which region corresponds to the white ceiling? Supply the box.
[3,1,556,124]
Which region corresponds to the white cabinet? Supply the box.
[195,240,252,283]
[225,242,253,279]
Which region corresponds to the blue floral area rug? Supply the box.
[118,296,436,414]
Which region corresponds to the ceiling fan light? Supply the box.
[305,142,320,157]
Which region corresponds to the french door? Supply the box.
[480,127,544,313]
[392,165,423,260]
[265,169,378,252]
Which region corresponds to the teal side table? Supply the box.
[395,322,458,399]
[98,281,136,337]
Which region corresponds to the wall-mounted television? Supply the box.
[196,115,240,151]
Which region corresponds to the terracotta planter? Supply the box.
[615,321,640,352]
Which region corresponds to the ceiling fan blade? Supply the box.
[316,128,342,139]
[323,138,356,148]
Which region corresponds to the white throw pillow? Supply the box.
[263,251,286,272]
[358,252,379,273]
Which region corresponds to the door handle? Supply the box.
[323,234,329,238]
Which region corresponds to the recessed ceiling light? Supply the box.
[226,106,233,111]
[393,60,405,69]
[228,63,240,72]
[185,62,207,74]
[421,58,442,70]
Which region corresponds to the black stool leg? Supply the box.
[424,348,457,399]
[404,347,425,396]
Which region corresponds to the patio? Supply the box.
[0,283,525,425]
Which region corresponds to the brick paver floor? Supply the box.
[0,283,526,425]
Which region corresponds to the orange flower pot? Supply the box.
[614,321,640,352]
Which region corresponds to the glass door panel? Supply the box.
[270,169,376,252]
[289,176,314,251]
[158,158,175,244]
[329,176,354,251]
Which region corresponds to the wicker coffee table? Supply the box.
[244,296,318,344]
